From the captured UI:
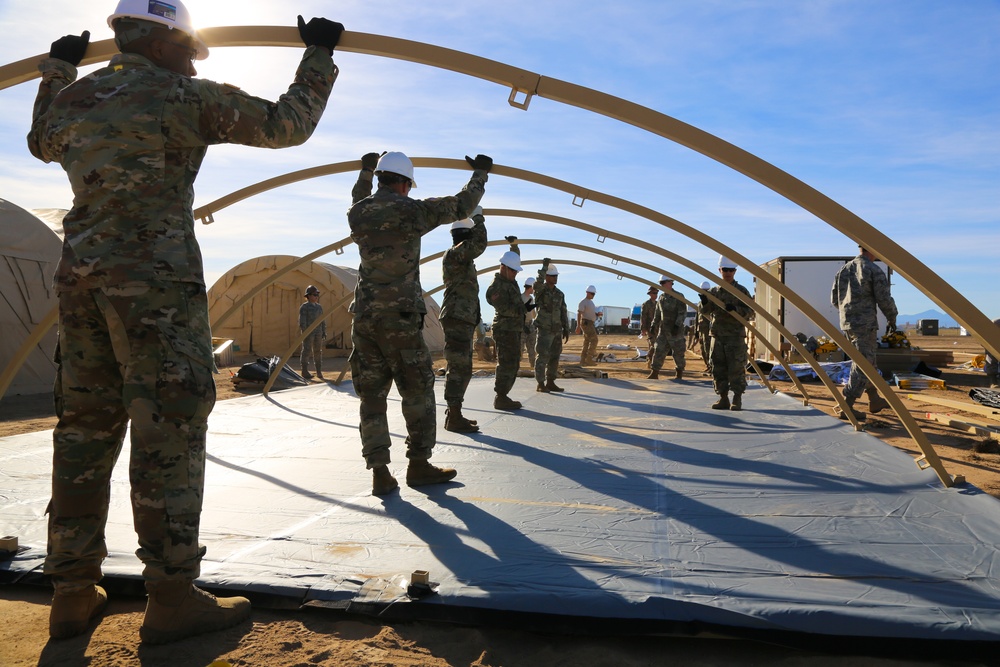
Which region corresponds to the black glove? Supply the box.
[297,15,344,51]
[725,303,736,312]
[50,30,90,66]
[525,302,536,311]
[563,330,570,343]
[361,152,380,172]
[505,235,517,243]
[465,154,493,172]
[699,294,708,306]
[886,321,898,335]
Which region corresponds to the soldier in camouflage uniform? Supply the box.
[702,257,753,410]
[694,281,713,373]
[487,250,528,410]
[831,246,898,420]
[533,258,570,392]
[639,285,658,366]
[647,277,687,380]
[348,151,492,495]
[521,276,538,366]
[27,3,342,643]
[299,285,326,380]
[439,206,487,433]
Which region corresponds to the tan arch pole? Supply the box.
[427,238,804,399]
[265,237,803,400]
[430,257,781,394]
[0,305,57,400]
[190,160,901,433]
[4,30,994,362]
[4,30,992,361]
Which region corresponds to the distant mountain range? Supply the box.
[897,309,958,328]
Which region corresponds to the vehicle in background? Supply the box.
[629,304,642,333]
[595,305,632,334]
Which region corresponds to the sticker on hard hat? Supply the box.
[149,1,177,21]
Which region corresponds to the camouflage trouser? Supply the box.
[350,312,436,468]
[493,328,521,396]
[844,329,879,401]
[651,327,686,371]
[47,283,215,592]
[646,325,658,361]
[580,319,598,362]
[300,331,323,374]
[521,326,537,366]
[699,329,711,367]
[534,327,563,384]
[441,317,474,407]
[710,335,748,396]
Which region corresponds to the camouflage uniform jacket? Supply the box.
[439,214,487,325]
[486,273,526,333]
[650,290,687,335]
[348,169,487,316]
[299,301,326,337]
[695,303,711,333]
[831,255,897,332]
[27,48,337,291]
[640,298,657,332]
[704,280,753,337]
[533,262,569,333]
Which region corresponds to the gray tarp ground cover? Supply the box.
[3,377,999,641]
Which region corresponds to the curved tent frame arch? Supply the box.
[181,158,957,484]
[0,30,972,486]
[448,258,779,396]
[2,29,994,361]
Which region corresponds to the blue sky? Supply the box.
[2,0,997,325]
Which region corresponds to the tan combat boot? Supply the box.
[444,406,480,432]
[646,369,659,379]
[49,584,108,639]
[866,388,891,414]
[301,369,312,380]
[140,581,251,645]
[674,369,684,380]
[536,382,549,393]
[406,459,457,487]
[711,394,731,410]
[544,380,565,393]
[494,394,523,410]
[372,464,398,495]
[836,397,866,421]
[730,393,742,411]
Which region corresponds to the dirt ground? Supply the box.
[1,329,997,666]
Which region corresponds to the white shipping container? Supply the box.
[755,257,891,362]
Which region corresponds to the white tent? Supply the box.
[1,199,61,396]
[207,255,445,358]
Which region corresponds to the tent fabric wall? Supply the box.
[1,199,61,396]
[207,255,445,358]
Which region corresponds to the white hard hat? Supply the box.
[108,0,208,60]
[658,274,673,283]
[718,256,737,269]
[524,277,536,286]
[500,251,522,272]
[700,281,711,290]
[375,151,417,188]
[586,285,596,294]
[546,263,559,276]
[451,218,475,231]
